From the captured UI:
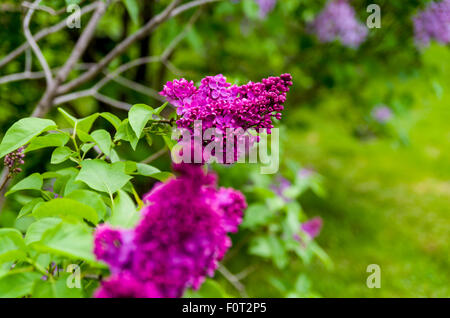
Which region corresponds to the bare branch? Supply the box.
[161,8,202,61]
[57,0,182,95]
[112,76,165,101]
[55,0,109,84]
[142,147,169,164]
[32,0,110,118]
[25,48,32,73]
[0,2,99,69]
[23,0,53,86]
[94,56,161,91]
[170,0,221,17]
[53,89,94,105]
[217,265,248,297]
[22,1,60,16]
[0,70,46,84]
[93,93,131,110]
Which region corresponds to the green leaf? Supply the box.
[58,108,98,133]
[154,102,168,115]
[58,108,77,127]
[51,146,73,164]
[123,0,139,25]
[108,190,139,228]
[25,217,62,245]
[0,229,27,263]
[0,272,41,298]
[17,198,44,219]
[0,118,56,158]
[241,204,274,229]
[77,113,99,133]
[90,129,112,156]
[185,279,229,298]
[129,104,154,138]
[33,198,98,225]
[66,189,107,222]
[5,173,43,197]
[33,222,96,263]
[136,163,160,176]
[32,273,83,298]
[76,159,132,195]
[25,133,70,153]
[147,171,173,182]
[100,112,121,130]
[115,119,139,150]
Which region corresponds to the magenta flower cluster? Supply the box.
[309,0,368,48]
[160,74,292,163]
[413,0,450,47]
[4,147,25,174]
[93,163,247,298]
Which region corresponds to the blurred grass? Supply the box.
[280,72,450,297]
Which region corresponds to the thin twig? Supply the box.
[0,70,46,84]
[22,1,60,15]
[57,0,182,95]
[23,0,53,86]
[93,93,131,110]
[0,2,99,69]
[141,147,168,164]
[217,264,248,297]
[112,75,165,101]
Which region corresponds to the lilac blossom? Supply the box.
[160,74,292,163]
[301,217,323,239]
[270,176,292,202]
[309,0,368,48]
[94,163,247,298]
[298,168,315,179]
[371,105,393,123]
[413,0,450,47]
[254,0,277,18]
[4,147,25,174]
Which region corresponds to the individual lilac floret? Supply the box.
[254,0,277,18]
[371,105,393,123]
[4,147,25,174]
[93,163,247,298]
[301,217,323,239]
[309,0,368,48]
[160,74,293,163]
[413,0,450,47]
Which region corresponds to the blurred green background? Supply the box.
[0,0,449,297]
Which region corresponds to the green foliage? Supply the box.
[0,103,175,297]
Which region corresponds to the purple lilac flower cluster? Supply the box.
[4,147,25,174]
[93,163,247,298]
[160,74,292,163]
[254,0,277,19]
[309,0,368,48]
[413,0,450,47]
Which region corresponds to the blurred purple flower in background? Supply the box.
[254,0,277,19]
[270,176,292,202]
[309,0,368,48]
[301,217,323,239]
[413,0,450,47]
[371,105,393,123]
[298,168,315,179]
